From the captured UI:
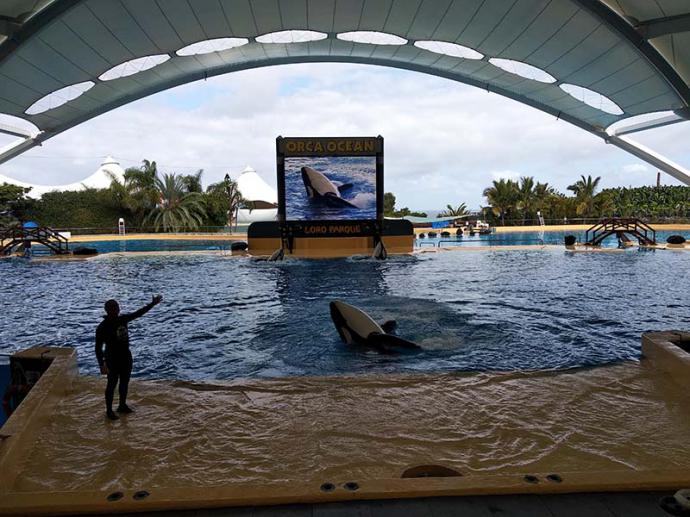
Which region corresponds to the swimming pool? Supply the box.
[416,229,685,247]
[72,239,240,253]
[1,247,688,380]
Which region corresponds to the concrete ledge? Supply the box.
[2,341,690,516]
[642,331,690,387]
[0,347,77,492]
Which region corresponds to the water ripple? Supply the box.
[1,247,689,380]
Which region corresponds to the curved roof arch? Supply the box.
[0,0,689,183]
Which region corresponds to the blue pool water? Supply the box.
[1,247,688,380]
[285,156,377,220]
[73,239,240,253]
[416,229,683,247]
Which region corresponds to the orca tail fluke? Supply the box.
[268,248,284,261]
[373,240,388,260]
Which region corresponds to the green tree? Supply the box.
[181,169,204,193]
[144,173,206,232]
[0,183,33,226]
[438,203,468,218]
[108,159,160,225]
[483,179,519,225]
[383,192,396,216]
[29,188,123,229]
[516,176,536,225]
[204,174,245,228]
[567,174,601,217]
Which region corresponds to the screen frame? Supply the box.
[276,136,384,226]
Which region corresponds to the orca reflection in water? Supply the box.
[301,166,357,209]
[329,300,420,353]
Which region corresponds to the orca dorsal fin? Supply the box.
[337,183,353,193]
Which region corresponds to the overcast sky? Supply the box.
[1,63,688,210]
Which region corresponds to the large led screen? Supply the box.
[277,137,383,222]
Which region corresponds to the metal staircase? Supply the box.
[584,218,656,246]
[0,225,70,255]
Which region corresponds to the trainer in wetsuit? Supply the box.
[95,295,162,421]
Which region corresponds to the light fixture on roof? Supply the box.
[25,81,95,115]
[99,54,170,81]
[176,38,249,56]
[489,58,556,84]
[337,31,407,45]
[256,30,327,44]
[560,83,624,115]
[414,40,483,60]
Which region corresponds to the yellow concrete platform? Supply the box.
[1,333,689,515]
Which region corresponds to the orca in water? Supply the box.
[329,300,420,353]
[301,166,357,209]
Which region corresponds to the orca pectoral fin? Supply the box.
[366,332,420,351]
[323,192,359,209]
[337,183,353,193]
[380,320,397,333]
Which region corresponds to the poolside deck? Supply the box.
[1,333,689,515]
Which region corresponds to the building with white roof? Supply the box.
[235,165,278,225]
[0,156,125,199]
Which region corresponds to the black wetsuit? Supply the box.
[95,302,155,412]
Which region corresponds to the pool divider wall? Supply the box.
[2,466,690,515]
[247,220,414,258]
[641,331,690,387]
[0,347,77,493]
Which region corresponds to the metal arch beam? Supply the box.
[636,13,690,40]
[608,135,690,185]
[31,54,607,141]
[0,1,684,184]
[0,134,42,165]
[572,0,690,108]
[0,55,686,186]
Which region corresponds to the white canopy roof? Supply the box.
[0,155,125,198]
[235,165,277,205]
[0,1,688,183]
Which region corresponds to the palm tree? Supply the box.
[533,181,557,220]
[567,174,601,217]
[483,179,518,225]
[181,169,204,193]
[204,174,245,228]
[438,203,468,218]
[109,159,160,225]
[516,176,535,225]
[223,174,244,227]
[144,173,206,232]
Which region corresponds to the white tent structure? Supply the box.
[0,156,125,199]
[235,166,278,225]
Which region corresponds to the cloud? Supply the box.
[490,170,522,181]
[1,63,688,210]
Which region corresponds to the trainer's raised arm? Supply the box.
[123,295,163,323]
